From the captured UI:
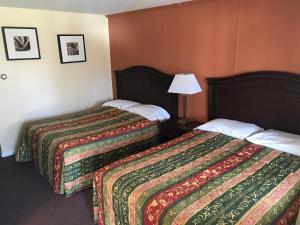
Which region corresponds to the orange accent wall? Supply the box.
[108,0,300,122]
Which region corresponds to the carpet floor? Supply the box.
[0,156,94,225]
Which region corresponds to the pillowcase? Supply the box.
[247,129,300,156]
[102,99,140,110]
[126,104,170,122]
[195,118,263,139]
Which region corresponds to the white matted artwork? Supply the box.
[57,34,86,64]
[1,27,41,60]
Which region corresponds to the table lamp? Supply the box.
[168,73,202,124]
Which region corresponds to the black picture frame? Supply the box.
[57,34,86,64]
[1,26,41,60]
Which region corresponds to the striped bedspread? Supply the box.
[16,106,161,196]
[93,130,300,225]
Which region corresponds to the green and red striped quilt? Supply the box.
[93,130,300,225]
[16,106,161,196]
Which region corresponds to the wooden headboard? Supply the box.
[115,66,178,119]
[207,71,300,135]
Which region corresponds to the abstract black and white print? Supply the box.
[14,36,31,51]
[57,34,86,63]
[66,42,79,55]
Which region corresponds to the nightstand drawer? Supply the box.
[161,120,204,141]
[161,125,186,138]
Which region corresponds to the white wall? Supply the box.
[0,7,112,157]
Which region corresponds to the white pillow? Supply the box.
[126,104,170,122]
[195,118,263,139]
[247,129,300,156]
[102,99,140,110]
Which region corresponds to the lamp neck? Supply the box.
[182,94,187,122]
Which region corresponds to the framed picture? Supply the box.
[1,27,41,60]
[57,34,86,64]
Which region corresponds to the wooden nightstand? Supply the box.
[161,119,203,141]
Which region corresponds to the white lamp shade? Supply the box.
[168,73,202,94]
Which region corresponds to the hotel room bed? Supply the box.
[16,105,162,195]
[15,66,178,196]
[93,130,300,225]
[93,71,300,225]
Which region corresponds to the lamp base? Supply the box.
[177,118,189,125]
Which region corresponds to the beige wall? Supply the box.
[0,7,112,157]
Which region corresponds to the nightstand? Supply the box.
[161,119,203,141]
